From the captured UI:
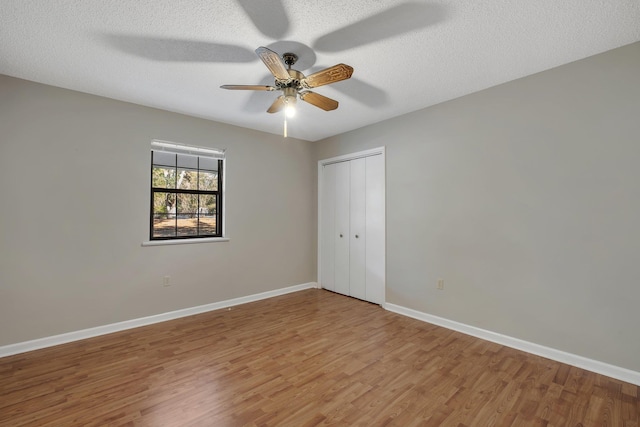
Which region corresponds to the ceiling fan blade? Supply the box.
[301,64,354,88]
[300,91,339,111]
[220,85,276,91]
[267,95,286,113]
[255,47,291,82]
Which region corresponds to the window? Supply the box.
[150,140,224,240]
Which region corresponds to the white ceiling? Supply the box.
[2,1,639,141]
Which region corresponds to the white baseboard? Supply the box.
[384,303,640,386]
[0,282,317,358]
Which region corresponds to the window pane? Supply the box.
[199,157,218,171]
[152,151,176,167]
[198,170,218,191]
[177,169,198,190]
[176,193,198,236]
[177,193,197,215]
[152,166,176,189]
[153,192,176,238]
[199,194,216,214]
[199,217,217,235]
[152,213,176,238]
[198,194,217,235]
[177,154,198,169]
[153,192,176,216]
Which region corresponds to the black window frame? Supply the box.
[150,150,224,240]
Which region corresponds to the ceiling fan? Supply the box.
[220,47,354,117]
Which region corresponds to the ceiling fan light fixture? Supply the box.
[284,95,297,118]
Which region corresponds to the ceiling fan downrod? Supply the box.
[282,52,298,69]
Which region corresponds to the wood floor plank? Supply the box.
[0,289,638,426]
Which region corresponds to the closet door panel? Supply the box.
[320,163,336,291]
[349,158,367,300]
[365,154,385,304]
[333,161,351,296]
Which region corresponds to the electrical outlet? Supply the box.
[163,276,171,287]
[437,279,444,290]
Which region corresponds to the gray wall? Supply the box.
[0,75,316,345]
[314,42,640,372]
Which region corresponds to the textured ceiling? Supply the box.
[1,0,639,141]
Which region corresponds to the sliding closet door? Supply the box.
[333,161,351,296]
[320,163,336,292]
[349,158,367,300]
[365,154,385,304]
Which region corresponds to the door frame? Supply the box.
[317,147,386,303]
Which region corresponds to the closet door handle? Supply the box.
[355,234,359,238]
[339,233,343,238]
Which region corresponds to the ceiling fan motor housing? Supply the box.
[282,86,297,99]
[276,69,303,90]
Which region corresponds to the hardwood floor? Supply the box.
[0,289,637,426]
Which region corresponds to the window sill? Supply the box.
[141,237,230,247]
